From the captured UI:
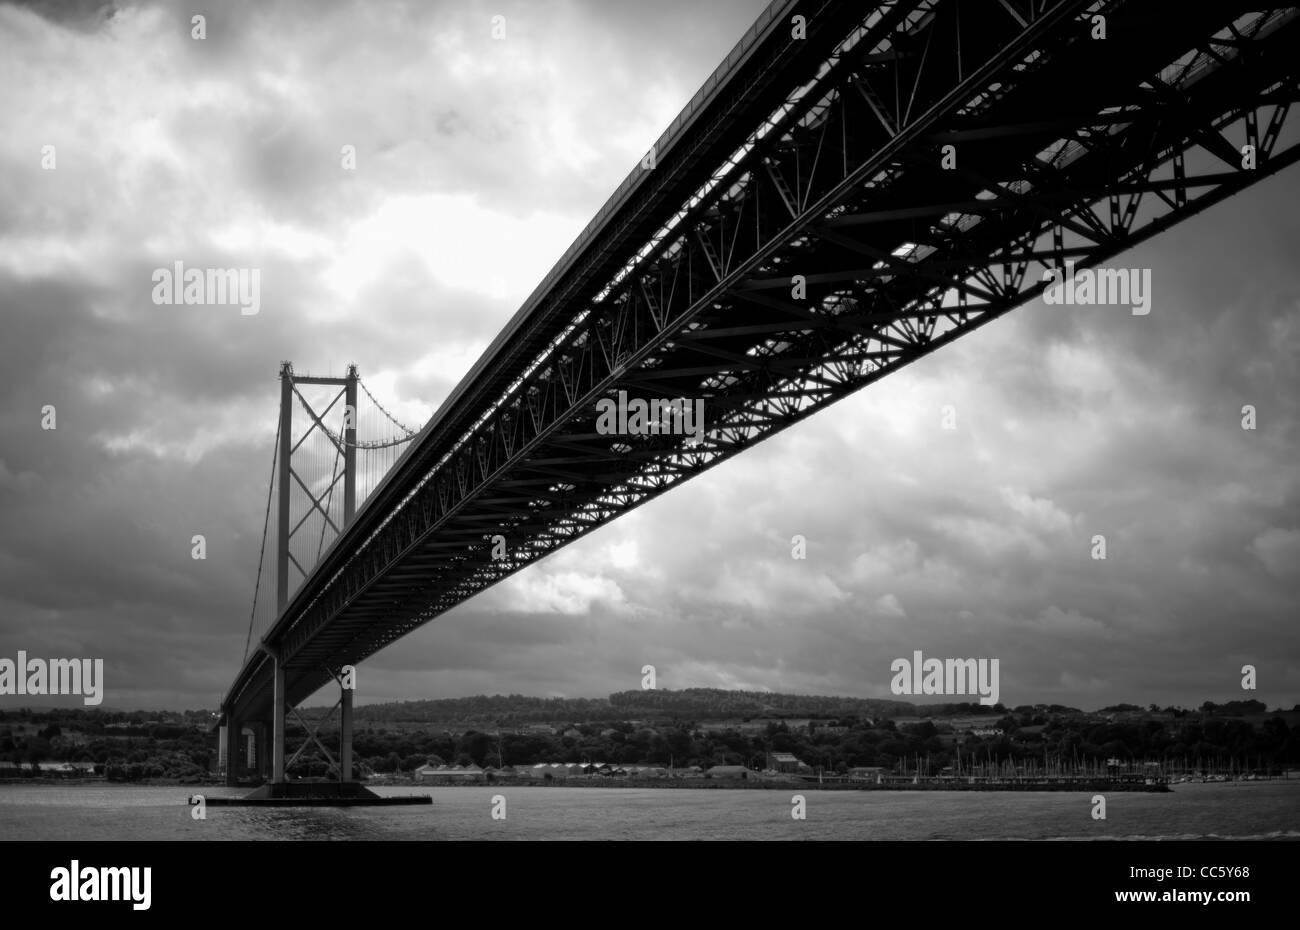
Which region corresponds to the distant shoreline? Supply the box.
[0,777,1173,792]
[12,776,1300,793]
[399,778,1176,792]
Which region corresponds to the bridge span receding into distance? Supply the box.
[215,0,1300,792]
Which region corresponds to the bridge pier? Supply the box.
[234,663,369,801]
[221,716,240,787]
[251,721,269,782]
[261,657,353,784]
[243,726,256,773]
[272,655,286,784]
[340,679,353,782]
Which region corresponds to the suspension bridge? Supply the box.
[214,0,1300,798]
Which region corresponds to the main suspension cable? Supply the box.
[319,377,420,449]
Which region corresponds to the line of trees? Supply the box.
[4,698,1296,782]
[333,711,1300,777]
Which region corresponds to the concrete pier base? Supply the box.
[196,782,429,807]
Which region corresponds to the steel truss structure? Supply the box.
[223,0,1300,731]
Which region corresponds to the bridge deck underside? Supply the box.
[225,0,1300,723]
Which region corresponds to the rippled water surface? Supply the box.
[2,781,1297,840]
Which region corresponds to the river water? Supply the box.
[1,781,1297,841]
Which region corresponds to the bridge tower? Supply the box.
[223,361,360,790]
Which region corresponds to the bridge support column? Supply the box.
[340,681,353,782]
[252,722,268,782]
[272,656,286,784]
[222,717,239,787]
[217,723,228,781]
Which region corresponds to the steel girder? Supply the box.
[223,0,1300,722]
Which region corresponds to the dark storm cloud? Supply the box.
[7,0,116,29]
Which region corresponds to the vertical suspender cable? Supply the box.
[243,417,280,666]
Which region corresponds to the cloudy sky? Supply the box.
[2,0,1297,714]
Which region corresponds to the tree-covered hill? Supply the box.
[346,689,917,726]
